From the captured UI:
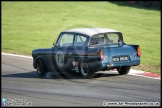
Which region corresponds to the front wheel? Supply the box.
[117,66,130,75]
[79,61,94,78]
[36,59,47,76]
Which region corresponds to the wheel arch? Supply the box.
[35,56,48,71]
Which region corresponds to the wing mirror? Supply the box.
[54,43,61,48]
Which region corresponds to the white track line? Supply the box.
[2,53,32,59]
[2,53,160,80]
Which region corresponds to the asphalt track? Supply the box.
[1,53,161,107]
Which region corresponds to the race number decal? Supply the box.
[55,51,64,67]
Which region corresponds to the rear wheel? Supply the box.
[79,61,94,78]
[117,66,130,75]
[37,59,46,76]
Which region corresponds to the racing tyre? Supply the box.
[37,59,46,76]
[117,66,130,75]
[79,61,94,78]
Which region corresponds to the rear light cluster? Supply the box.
[99,50,104,60]
[137,46,141,56]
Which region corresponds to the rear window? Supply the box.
[90,33,120,46]
[107,33,119,43]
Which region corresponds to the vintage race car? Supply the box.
[32,28,141,78]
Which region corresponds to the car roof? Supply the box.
[62,28,120,36]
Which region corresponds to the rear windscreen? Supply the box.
[90,33,121,46]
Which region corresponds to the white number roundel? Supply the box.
[55,51,64,67]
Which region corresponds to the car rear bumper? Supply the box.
[88,60,140,71]
[106,60,140,69]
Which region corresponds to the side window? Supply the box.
[74,35,87,46]
[58,33,74,46]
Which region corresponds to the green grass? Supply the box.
[2,1,160,74]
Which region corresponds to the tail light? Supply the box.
[99,50,104,60]
[137,46,141,56]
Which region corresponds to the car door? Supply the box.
[68,34,89,72]
[53,32,75,71]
